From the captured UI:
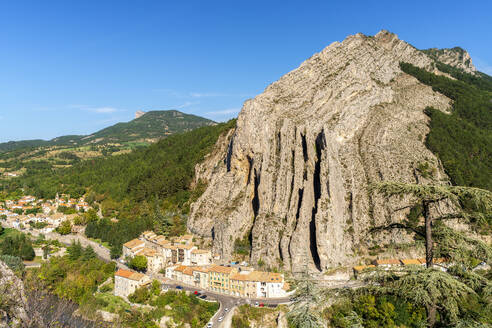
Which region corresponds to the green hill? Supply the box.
[0,110,215,152]
[0,110,215,177]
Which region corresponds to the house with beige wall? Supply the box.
[134,247,164,273]
[122,238,145,258]
[114,269,150,298]
[190,249,212,266]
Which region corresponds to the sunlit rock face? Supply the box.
[188,30,452,273]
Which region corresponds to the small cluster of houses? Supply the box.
[165,264,288,299]
[0,194,91,233]
[55,193,90,212]
[353,257,450,278]
[115,231,289,299]
[122,231,214,272]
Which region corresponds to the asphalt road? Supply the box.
[162,281,291,327]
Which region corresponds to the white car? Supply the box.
[218,316,223,322]
[254,301,259,306]
[207,323,213,328]
[224,307,229,312]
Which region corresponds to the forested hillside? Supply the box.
[2,120,236,257]
[0,110,215,182]
[400,62,492,190]
[0,110,214,152]
[7,119,235,203]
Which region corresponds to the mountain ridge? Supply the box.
[0,110,215,152]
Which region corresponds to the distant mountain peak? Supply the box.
[135,110,146,119]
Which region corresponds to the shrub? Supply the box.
[129,255,147,272]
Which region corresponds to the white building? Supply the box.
[122,238,145,258]
[114,269,151,298]
[190,249,212,266]
[133,247,165,273]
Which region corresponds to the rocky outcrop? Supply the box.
[135,110,146,119]
[423,47,477,74]
[0,260,109,328]
[0,261,29,327]
[188,30,452,273]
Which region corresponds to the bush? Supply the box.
[0,254,25,273]
[128,286,151,304]
[58,206,77,214]
[129,255,147,272]
[57,220,72,235]
[0,233,35,260]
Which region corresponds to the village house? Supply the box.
[162,244,178,264]
[248,271,286,298]
[190,249,212,266]
[114,269,151,298]
[208,265,238,294]
[133,247,164,273]
[122,238,145,258]
[47,213,66,227]
[192,266,209,289]
[175,234,193,245]
[176,243,196,265]
[181,266,195,285]
[75,201,89,212]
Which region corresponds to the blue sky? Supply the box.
[0,0,491,142]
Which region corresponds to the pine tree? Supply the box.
[153,198,171,236]
[287,254,326,328]
[368,181,492,327]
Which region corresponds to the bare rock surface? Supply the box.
[0,261,29,327]
[423,47,477,74]
[188,30,454,273]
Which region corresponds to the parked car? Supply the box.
[254,301,259,306]
[176,285,183,290]
[207,323,213,328]
[200,295,207,299]
[224,307,229,312]
[194,290,198,295]
[218,316,223,322]
[259,303,264,307]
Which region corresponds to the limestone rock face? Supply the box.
[188,30,452,273]
[135,110,146,119]
[424,47,477,74]
[0,261,29,327]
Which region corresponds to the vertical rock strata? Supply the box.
[188,31,452,273]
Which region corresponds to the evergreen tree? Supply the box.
[82,245,96,260]
[367,181,492,327]
[67,240,83,260]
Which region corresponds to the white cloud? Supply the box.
[175,101,199,109]
[153,89,252,99]
[91,107,118,113]
[189,92,226,98]
[68,104,120,114]
[205,108,241,115]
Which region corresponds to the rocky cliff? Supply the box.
[0,261,30,327]
[423,47,477,74]
[188,30,454,273]
[0,260,107,328]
